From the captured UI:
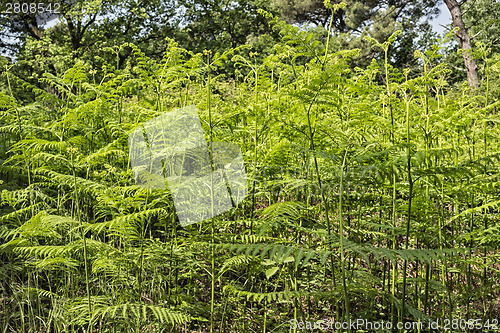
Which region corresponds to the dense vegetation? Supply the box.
[1,1,500,332]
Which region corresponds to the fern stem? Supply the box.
[205,50,218,333]
[70,149,92,332]
[338,148,352,328]
[250,54,259,234]
[400,91,413,328]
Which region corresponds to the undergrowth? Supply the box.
[1,8,500,333]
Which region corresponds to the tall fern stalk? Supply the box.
[205,50,217,333]
[338,148,351,326]
[365,32,402,322]
[400,88,413,326]
[69,148,92,331]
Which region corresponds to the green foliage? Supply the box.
[1,6,500,332]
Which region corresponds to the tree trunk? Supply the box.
[444,0,479,89]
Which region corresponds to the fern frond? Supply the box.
[449,199,500,222]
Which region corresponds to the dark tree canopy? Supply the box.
[178,0,278,53]
[0,0,181,59]
[271,0,441,33]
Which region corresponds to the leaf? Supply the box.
[265,266,279,279]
